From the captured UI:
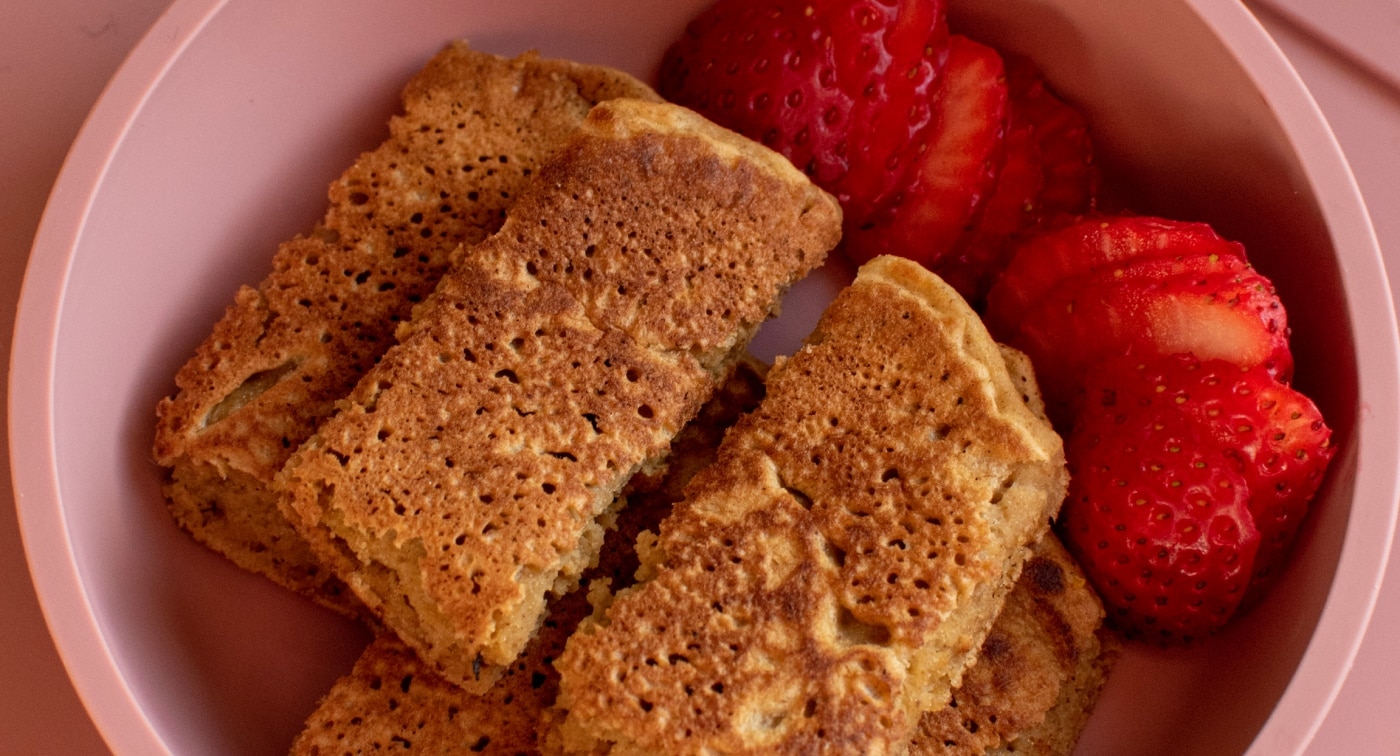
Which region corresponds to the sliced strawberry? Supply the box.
[842,34,1008,268]
[1059,400,1261,643]
[1008,252,1292,416]
[660,0,949,200]
[1243,381,1335,587]
[932,89,1041,303]
[1079,355,1335,590]
[934,54,1097,305]
[984,215,1246,341]
[835,3,950,209]
[1012,54,1098,218]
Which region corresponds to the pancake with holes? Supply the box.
[290,359,768,756]
[152,44,660,617]
[549,256,1068,754]
[910,534,1117,756]
[277,98,841,692]
[906,348,1116,756]
[290,355,1114,755]
[289,539,1111,756]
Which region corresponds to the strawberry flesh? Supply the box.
[931,78,1041,303]
[842,34,1008,267]
[1078,355,1334,591]
[660,0,949,208]
[1060,397,1261,643]
[1244,380,1335,588]
[1013,54,1099,219]
[1004,251,1291,416]
[985,215,1246,341]
[935,54,1098,305]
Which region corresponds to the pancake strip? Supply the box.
[289,360,768,756]
[908,348,1117,756]
[551,256,1068,754]
[910,534,1118,756]
[290,359,1114,756]
[152,44,658,616]
[288,539,1111,756]
[278,99,841,691]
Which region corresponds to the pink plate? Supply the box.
[11,0,1398,754]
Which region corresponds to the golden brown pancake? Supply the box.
[288,538,1111,756]
[904,347,1118,756]
[277,98,841,691]
[289,360,767,756]
[910,534,1118,756]
[549,256,1068,754]
[900,347,1112,756]
[289,351,1113,756]
[152,44,659,616]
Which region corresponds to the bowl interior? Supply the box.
[13,0,1391,754]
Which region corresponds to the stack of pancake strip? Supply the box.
[152,44,1115,755]
[153,44,665,618]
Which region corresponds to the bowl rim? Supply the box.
[9,1,229,752]
[1179,1,1400,752]
[9,0,1398,754]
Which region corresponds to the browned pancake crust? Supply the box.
[151,44,659,616]
[289,361,766,756]
[905,348,1113,756]
[902,347,1117,756]
[278,99,840,691]
[604,357,771,590]
[291,353,1115,756]
[291,628,568,756]
[550,256,1067,754]
[910,534,1118,755]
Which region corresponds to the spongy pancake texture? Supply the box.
[289,355,1114,756]
[551,256,1067,754]
[289,361,767,756]
[278,98,840,690]
[152,45,659,614]
[910,535,1117,756]
[463,98,836,374]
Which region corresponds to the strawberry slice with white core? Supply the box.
[1009,252,1292,415]
[933,87,1041,302]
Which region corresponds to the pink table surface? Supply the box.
[3,1,1396,753]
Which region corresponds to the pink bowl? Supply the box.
[11,0,1398,753]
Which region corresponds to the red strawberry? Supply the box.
[984,215,1246,341]
[1078,355,1335,589]
[1243,382,1336,588]
[842,34,1008,267]
[1003,251,1292,415]
[931,80,1040,302]
[934,54,1098,305]
[1013,54,1098,218]
[1060,395,1261,643]
[660,0,949,205]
